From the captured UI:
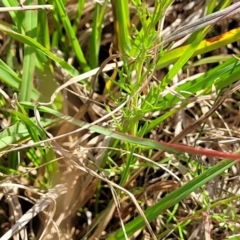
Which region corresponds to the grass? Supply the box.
[1,0,240,239]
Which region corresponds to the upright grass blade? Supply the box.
[1,0,240,237]
[34,1,60,106]
[38,0,50,48]
[48,0,62,48]
[89,2,107,68]
[53,0,90,72]
[19,0,38,102]
[72,0,85,34]
[207,0,217,14]
[111,0,131,55]
[1,0,38,170]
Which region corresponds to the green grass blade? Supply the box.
[72,0,85,34]
[158,57,240,111]
[0,59,39,101]
[111,0,131,54]
[161,28,209,89]
[107,159,235,239]
[19,0,38,102]
[1,0,25,33]
[38,0,50,48]
[53,0,90,72]
[12,110,58,174]
[157,27,240,70]
[17,102,240,161]
[89,3,106,68]
[146,57,240,132]
[0,20,79,76]
[0,117,56,150]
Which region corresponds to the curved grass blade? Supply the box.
[1,0,25,33]
[157,27,240,70]
[11,102,240,161]
[0,20,79,76]
[0,117,56,152]
[0,59,40,101]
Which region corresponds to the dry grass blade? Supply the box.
[1,0,240,238]
[163,1,240,45]
[2,182,27,240]
[55,54,120,137]
[0,184,67,240]
[202,212,211,240]
[0,5,53,12]
[53,143,157,240]
[152,81,240,161]
[38,61,123,106]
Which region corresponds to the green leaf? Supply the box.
[107,160,235,239]
[0,20,79,77]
